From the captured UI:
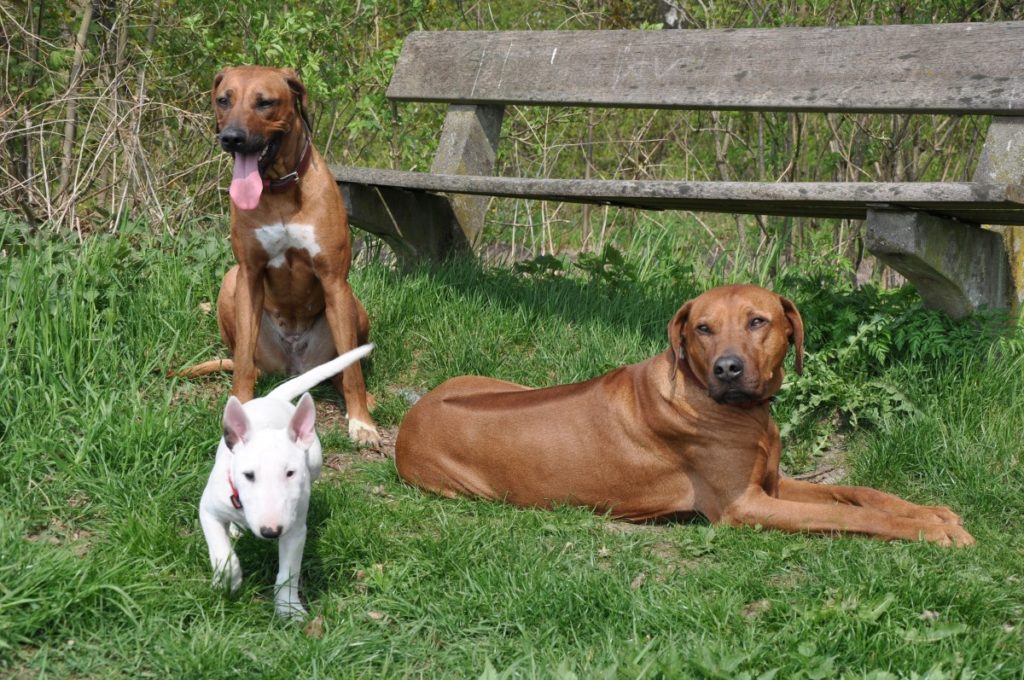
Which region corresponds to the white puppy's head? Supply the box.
[221,393,318,539]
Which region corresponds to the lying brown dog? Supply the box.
[395,284,973,546]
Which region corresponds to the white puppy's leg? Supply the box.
[274,524,308,619]
[200,510,242,593]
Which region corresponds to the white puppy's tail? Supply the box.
[266,344,374,403]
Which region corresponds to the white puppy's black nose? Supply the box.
[260,525,283,539]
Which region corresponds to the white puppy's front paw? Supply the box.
[348,418,381,447]
[212,553,242,593]
[275,596,308,620]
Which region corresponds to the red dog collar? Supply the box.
[227,470,243,509]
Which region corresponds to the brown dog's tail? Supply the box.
[166,359,235,378]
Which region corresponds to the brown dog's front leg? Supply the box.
[321,276,379,445]
[777,478,964,526]
[230,267,265,402]
[722,491,974,547]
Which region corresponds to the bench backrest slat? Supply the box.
[388,23,1024,115]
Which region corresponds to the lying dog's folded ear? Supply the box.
[223,396,251,450]
[666,299,695,387]
[779,295,805,375]
[667,299,693,367]
[288,393,317,449]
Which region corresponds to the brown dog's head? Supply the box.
[668,284,804,405]
[211,66,309,211]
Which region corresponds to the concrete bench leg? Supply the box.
[866,117,1024,318]
[341,104,504,266]
[973,116,1024,312]
[865,208,1012,318]
[430,104,505,245]
[340,183,467,267]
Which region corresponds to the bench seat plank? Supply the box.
[389,24,1024,115]
[333,165,1024,225]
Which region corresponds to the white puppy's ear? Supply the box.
[222,396,251,450]
[288,393,316,448]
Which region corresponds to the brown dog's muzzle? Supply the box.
[218,126,270,154]
[707,352,762,404]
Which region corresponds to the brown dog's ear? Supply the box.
[281,68,312,131]
[667,300,693,365]
[779,295,805,375]
[211,70,227,134]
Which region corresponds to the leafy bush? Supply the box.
[772,265,1018,469]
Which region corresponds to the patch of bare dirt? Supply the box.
[742,599,771,619]
[25,516,92,558]
[320,424,399,482]
[789,430,849,485]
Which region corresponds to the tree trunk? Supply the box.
[58,0,95,200]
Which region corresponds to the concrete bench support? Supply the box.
[430,104,505,246]
[340,183,467,267]
[973,116,1024,311]
[865,208,1012,318]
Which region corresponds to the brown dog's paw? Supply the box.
[923,505,964,526]
[348,418,382,447]
[924,523,975,548]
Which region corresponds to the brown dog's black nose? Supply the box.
[218,127,248,152]
[713,354,744,382]
[259,525,283,539]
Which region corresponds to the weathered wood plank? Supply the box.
[388,24,1024,114]
[332,165,1024,225]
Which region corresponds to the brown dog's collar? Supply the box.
[263,135,312,193]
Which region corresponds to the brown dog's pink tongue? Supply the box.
[229,153,263,211]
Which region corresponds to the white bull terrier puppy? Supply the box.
[199,344,374,619]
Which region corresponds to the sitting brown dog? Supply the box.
[395,284,973,547]
[179,66,379,445]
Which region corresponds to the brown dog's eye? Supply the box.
[749,317,767,329]
[696,323,711,334]
[256,99,278,110]
[216,96,230,108]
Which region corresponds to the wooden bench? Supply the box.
[333,22,1024,317]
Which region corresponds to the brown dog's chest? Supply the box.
[237,220,329,324]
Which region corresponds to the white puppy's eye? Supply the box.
[286,470,295,478]
[243,472,255,482]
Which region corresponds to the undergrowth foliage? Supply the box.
[773,266,1018,469]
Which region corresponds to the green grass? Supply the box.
[2,224,1023,678]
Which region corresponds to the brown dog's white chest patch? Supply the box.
[254,222,321,268]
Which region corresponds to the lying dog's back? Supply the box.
[394,354,717,520]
